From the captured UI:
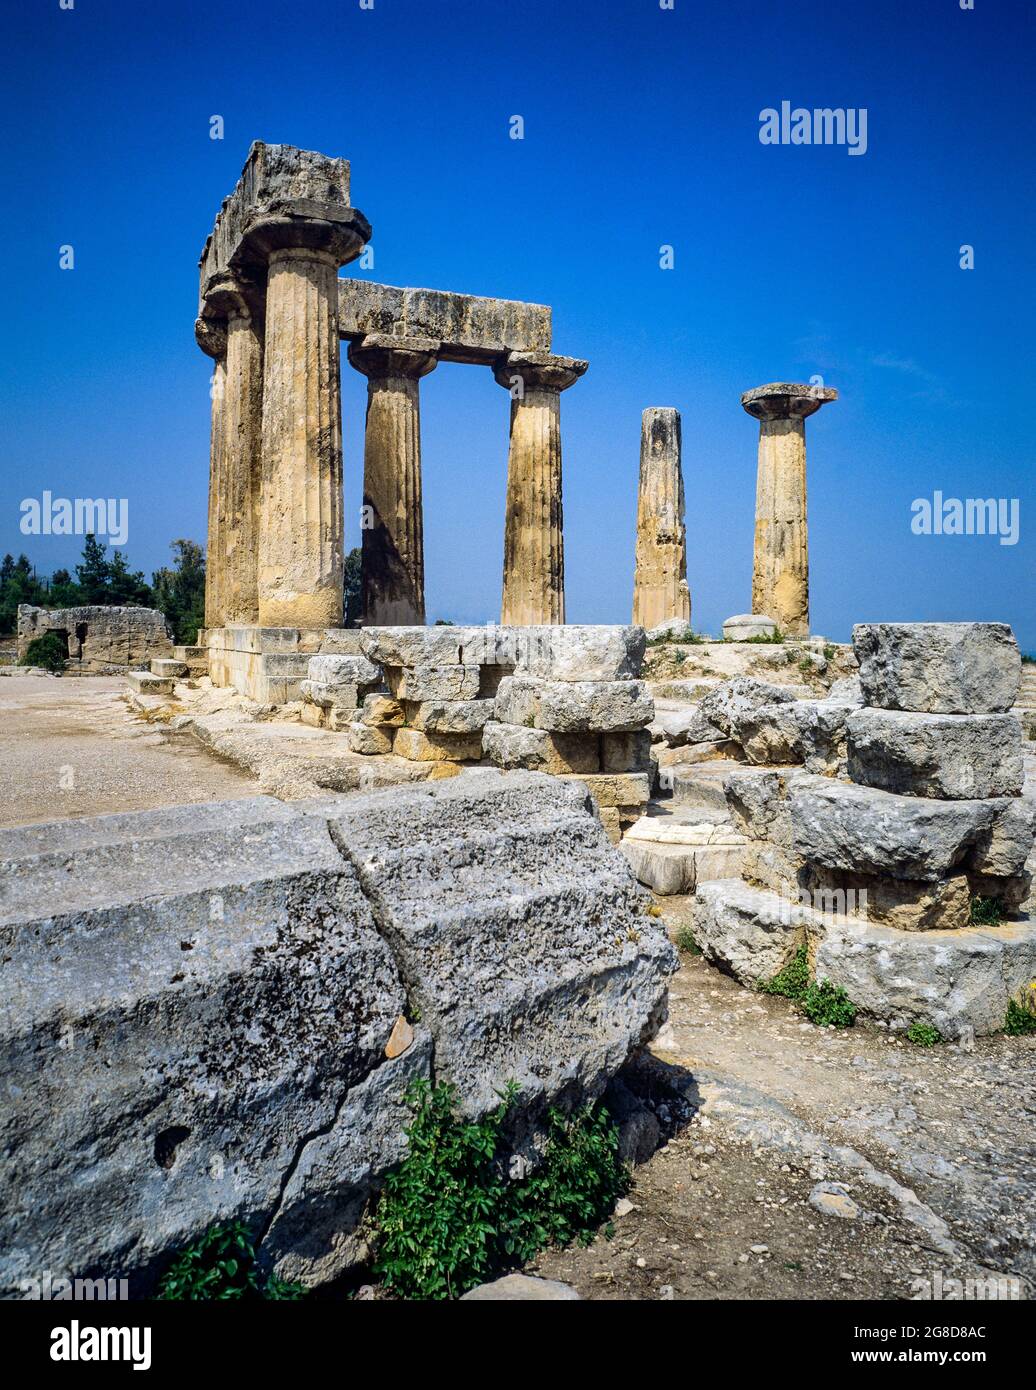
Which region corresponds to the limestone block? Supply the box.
[657,740,741,768]
[740,840,805,895]
[360,693,406,727]
[0,796,410,1294]
[597,805,622,845]
[601,730,653,774]
[736,698,850,773]
[300,679,361,710]
[392,728,483,763]
[853,622,1021,713]
[386,664,481,701]
[965,797,1036,879]
[151,659,188,678]
[789,774,1002,881]
[126,671,174,695]
[513,625,647,682]
[319,770,677,1117]
[308,653,382,688]
[494,675,653,733]
[722,614,777,641]
[403,699,494,734]
[339,282,552,364]
[802,866,972,932]
[827,675,864,706]
[813,915,1036,1041]
[622,819,746,896]
[482,721,599,774]
[300,702,327,729]
[698,678,795,737]
[647,617,694,642]
[557,772,651,809]
[661,707,725,747]
[348,722,394,755]
[846,709,1023,799]
[360,626,488,667]
[724,767,799,848]
[692,879,806,985]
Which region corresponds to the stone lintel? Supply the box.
[741,382,838,421]
[339,280,553,364]
[198,142,371,317]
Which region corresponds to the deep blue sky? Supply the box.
[2,0,1033,646]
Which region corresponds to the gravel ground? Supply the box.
[533,911,1035,1301]
[0,674,256,827]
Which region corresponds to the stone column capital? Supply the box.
[202,271,263,326]
[493,350,588,393]
[347,333,440,381]
[242,208,371,269]
[741,382,838,421]
[194,314,227,360]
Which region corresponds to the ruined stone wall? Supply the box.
[16,605,173,670]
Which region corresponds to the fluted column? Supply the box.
[741,383,837,638]
[632,407,690,628]
[203,279,264,625]
[494,350,587,626]
[195,316,228,629]
[258,247,345,628]
[347,334,439,625]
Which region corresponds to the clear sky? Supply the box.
[2,0,1033,647]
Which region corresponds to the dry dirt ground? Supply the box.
[0,674,255,827]
[534,902,1035,1301]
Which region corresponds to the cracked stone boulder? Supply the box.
[0,775,675,1294]
[316,770,676,1119]
[853,622,1021,714]
[697,678,795,738]
[736,697,852,772]
[846,709,1023,800]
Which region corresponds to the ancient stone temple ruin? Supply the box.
[197,142,588,697]
[17,604,172,672]
[741,382,837,637]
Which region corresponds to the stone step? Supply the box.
[151,658,188,678]
[620,804,745,896]
[663,759,755,811]
[126,670,175,696]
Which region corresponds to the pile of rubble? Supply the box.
[296,625,657,840]
[691,622,1036,1039]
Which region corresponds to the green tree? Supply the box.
[74,535,153,607]
[343,545,362,627]
[152,540,206,644]
[0,554,48,634]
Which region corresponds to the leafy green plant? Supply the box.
[675,924,701,955]
[21,630,68,673]
[970,895,1004,926]
[803,979,857,1028]
[823,644,837,662]
[1005,991,1036,1036]
[155,1220,306,1301]
[373,1079,628,1300]
[906,1020,943,1047]
[760,945,855,1027]
[759,944,811,1001]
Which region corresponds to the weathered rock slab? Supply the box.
[790,774,1001,881]
[853,622,1021,714]
[846,709,1023,799]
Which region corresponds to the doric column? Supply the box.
[632,407,690,629]
[256,246,347,627]
[202,277,264,625]
[196,143,370,631]
[347,333,439,625]
[741,382,837,638]
[493,350,587,626]
[195,316,228,629]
